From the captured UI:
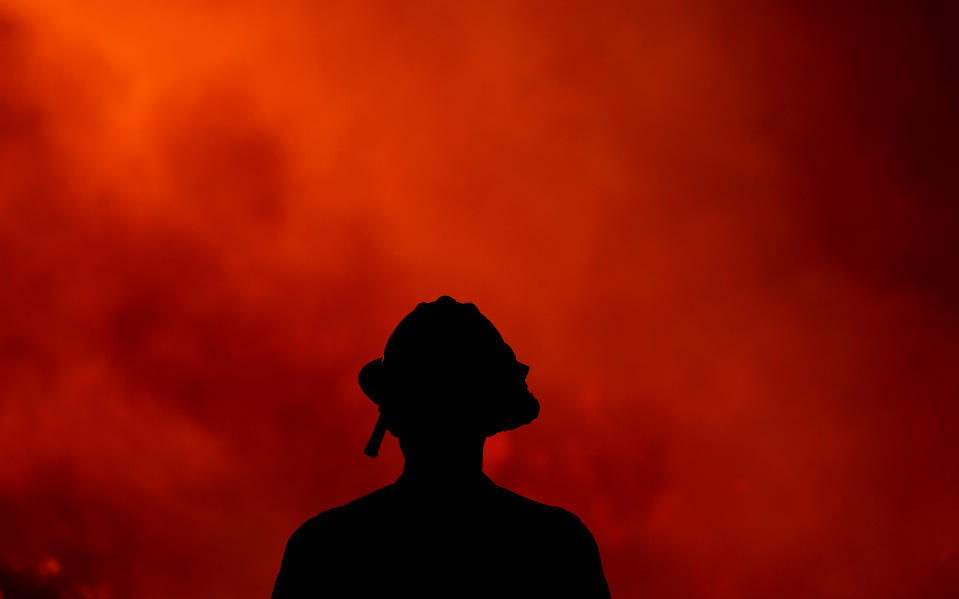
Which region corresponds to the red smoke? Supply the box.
[1,1,957,597]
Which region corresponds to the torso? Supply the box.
[272,475,610,598]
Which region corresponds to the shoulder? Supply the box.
[285,484,398,548]
[490,483,579,518]
[489,483,595,536]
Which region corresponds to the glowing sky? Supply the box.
[1,1,957,597]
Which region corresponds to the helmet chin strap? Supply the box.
[364,414,388,458]
[359,358,388,457]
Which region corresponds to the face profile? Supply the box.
[272,296,610,598]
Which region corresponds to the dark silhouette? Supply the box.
[272,296,610,597]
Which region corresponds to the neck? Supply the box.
[398,436,486,485]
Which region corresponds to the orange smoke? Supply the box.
[1,1,957,597]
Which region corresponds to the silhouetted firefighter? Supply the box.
[272,296,610,597]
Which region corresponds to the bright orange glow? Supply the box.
[1,1,957,597]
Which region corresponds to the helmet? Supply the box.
[359,296,540,457]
